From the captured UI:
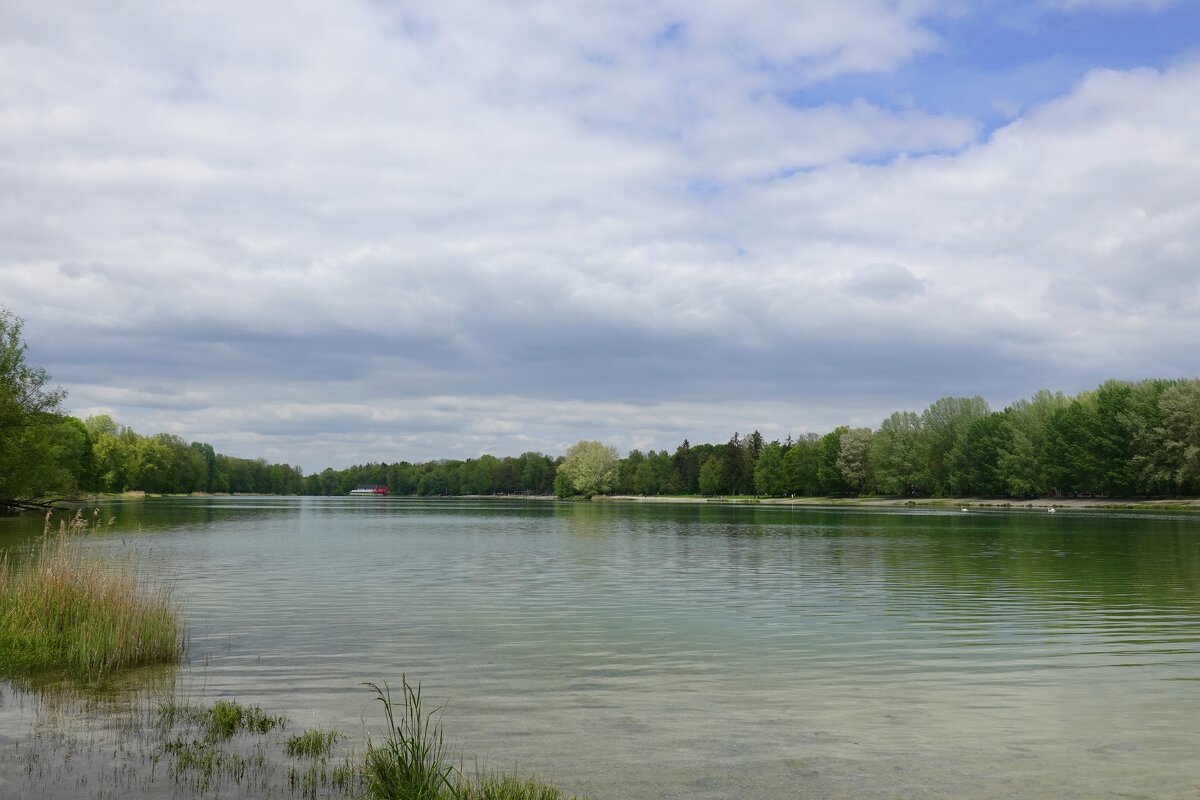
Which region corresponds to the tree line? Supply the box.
[299,377,1200,500]
[4,307,1199,504]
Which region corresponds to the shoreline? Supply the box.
[54,491,1200,512]
[598,494,1200,511]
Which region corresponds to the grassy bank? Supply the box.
[0,510,184,680]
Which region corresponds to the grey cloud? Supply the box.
[843,263,927,301]
[3,4,1199,469]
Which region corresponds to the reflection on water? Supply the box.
[2,498,1199,799]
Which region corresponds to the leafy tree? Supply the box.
[671,439,699,494]
[836,427,873,494]
[996,390,1067,497]
[947,413,1012,496]
[745,430,765,462]
[817,427,849,495]
[1090,380,1138,495]
[721,433,753,494]
[557,441,619,497]
[698,457,723,496]
[919,396,991,494]
[753,441,785,496]
[781,434,820,495]
[1143,379,1200,493]
[618,449,645,494]
[0,309,70,501]
[553,471,576,498]
[517,452,554,494]
[870,411,923,495]
[1043,401,1097,494]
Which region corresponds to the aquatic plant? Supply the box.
[288,726,342,758]
[362,677,580,800]
[0,511,183,680]
[363,678,460,800]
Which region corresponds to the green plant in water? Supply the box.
[464,774,571,800]
[0,511,183,681]
[288,726,342,758]
[362,678,581,800]
[363,678,460,800]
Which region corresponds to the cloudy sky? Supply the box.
[3,0,1198,470]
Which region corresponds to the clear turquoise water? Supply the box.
[2,497,1199,799]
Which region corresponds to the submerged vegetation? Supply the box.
[8,682,578,800]
[0,510,183,681]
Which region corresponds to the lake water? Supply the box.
[2,497,1199,799]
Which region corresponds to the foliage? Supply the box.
[0,308,69,500]
[870,412,924,495]
[835,427,873,494]
[753,441,785,496]
[556,441,619,498]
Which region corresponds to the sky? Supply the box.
[2,0,1199,471]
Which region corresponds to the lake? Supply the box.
[2,497,1199,799]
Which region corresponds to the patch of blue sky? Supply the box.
[686,178,723,198]
[781,1,1200,136]
[653,20,686,47]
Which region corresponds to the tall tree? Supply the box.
[781,434,820,495]
[996,390,1067,497]
[919,396,991,495]
[947,413,1012,496]
[836,427,873,495]
[817,427,849,495]
[558,441,619,497]
[0,308,69,501]
[753,441,785,496]
[870,411,923,495]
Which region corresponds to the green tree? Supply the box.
[870,411,923,495]
[1043,401,1097,494]
[753,441,785,496]
[781,434,820,495]
[553,471,576,498]
[698,457,723,496]
[817,427,849,495]
[996,390,1067,497]
[836,427,873,494]
[947,413,1012,496]
[1142,379,1200,493]
[671,439,699,494]
[919,396,991,494]
[557,441,619,498]
[0,308,69,501]
[721,433,753,494]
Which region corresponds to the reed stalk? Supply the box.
[0,509,184,680]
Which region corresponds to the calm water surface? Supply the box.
[2,497,1198,799]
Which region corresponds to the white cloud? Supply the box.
[2,2,1198,467]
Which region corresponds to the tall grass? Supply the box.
[363,677,579,800]
[0,510,183,680]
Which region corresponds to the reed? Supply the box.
[0,510,184,680]
[362,677,579,800]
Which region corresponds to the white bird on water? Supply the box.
[1048,507,1057,513]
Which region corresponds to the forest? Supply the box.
[3,308,1200,505]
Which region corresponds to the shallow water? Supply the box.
[2,497,1199,799]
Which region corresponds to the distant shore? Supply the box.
[59,491,1200,512]
[599,494,1200,511]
